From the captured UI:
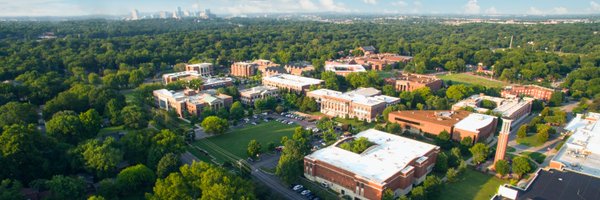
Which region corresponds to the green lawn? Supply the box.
[520,151,547,164]
[436,168,506,200]
[192,121,298,163]
[376,70,397,79]
[516,134,546,147]
[98,125,125,136]
[437,73,508,88]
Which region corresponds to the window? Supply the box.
[394,117,421,125]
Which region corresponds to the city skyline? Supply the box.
[0,0,599,17]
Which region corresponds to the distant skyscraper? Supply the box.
[177,6,184,18]
[494,118,512,166]
[131,9,139,20]
[159,11,167,19]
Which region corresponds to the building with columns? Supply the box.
[307,87,400,122]
[185,63,213,77]
[262,74,323,93]
[304,129,440,200]
[239,86,279,105]
[387,73,443,92]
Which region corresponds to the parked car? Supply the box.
[292,185,304,191]
[287,121,294,125]
[300,190,311,196]
[251,122,257,125]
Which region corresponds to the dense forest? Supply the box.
[0,17,599,199]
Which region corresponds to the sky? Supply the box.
[0,0,599,17]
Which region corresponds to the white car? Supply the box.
[301,190,311,195]
[293,185,304,191]
[287,121,294,125]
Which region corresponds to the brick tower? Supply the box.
[494,118,512,165]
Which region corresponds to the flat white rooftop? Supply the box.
[452,94,532,119]
[306,129,438,184]
[309,87,399,107]
[263,74,323,87]
[554,112,600,177]
[453,113,497,132]
[240,85,278,96]
[325,63,366,72]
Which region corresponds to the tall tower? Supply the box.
[131,9,139,20]
[494,118,512,165]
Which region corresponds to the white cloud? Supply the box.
[299,0,318,10]
[591,1,600,12]
[319,0,348,12]
[485,7,499,15]
[463,0,480,14]
[553,7,568,14]
[363,0,377,5]
[527,7,544,15]
[391,1,407,7]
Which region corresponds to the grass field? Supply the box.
[98,125,125,137]
[192,121,298,163]
[436,168,506,200]
[520,151,547,164]
[437,73,508,88]
[516,134,546,147]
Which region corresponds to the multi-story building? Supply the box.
[161,71,232,90]
[388,110,497,142]
[359,46,377,55]
[239,86,279,105]
[201,77,234,90]
[185,63,213,77]
[388,73,443,92]
[550,112,600,176]
[262,74,323,93]
[307,87,400,122]
[501,84,556,101]
[153,89,233,118]
[304,129,440,199]
[230,62,258,77]
[284,61,315,76]
[262,66,287,77]
[163,71,201,84]
[452,94,533,124]
[354,53,413,71]
[324,61,367,76]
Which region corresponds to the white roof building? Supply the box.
[454,113,497,132]
[262,74,323,92]
[553,112,600,177]
[305,129,439,183]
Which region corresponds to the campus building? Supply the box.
[388,110,498,142]
[284,61,315,76]
[549,112,600,176]
[304,129,440,200]
[184,63,213,77]
[153,89,233,118]
[239,86,279,105]
[501,84,556,101]
[387,73,443,92]
[307,87,400,122]
[161,71,233,90]
[230,62,258,77]
[451,94,533,124]
[201,77,234,90]
[359,46,377,55]
[262,74,323,93]
[353,53,412,71]
[324,61,367,76]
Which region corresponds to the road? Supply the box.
[180,150,305,200]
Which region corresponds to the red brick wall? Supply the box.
[388,113,454,138]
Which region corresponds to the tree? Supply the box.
[461,136,473,147]
[116,164,156,194]
[322,129,338,145]
[148,129,185,167]
[446,168,459,182]
[0,179,23,200]
[156,153,181,179]
[423,175,442,195]
[434,152,449,173]
[229,101,244,120]
[549,92,564,106]
[201,116,229,134]
[45,111,85,144]
[382,188,395,200]
[0,124,46,182]
[411,185,426,200]
[46,175,86,200]
[517,125,528,138]
[469,143,490,165]
[495,160,510,178]
[247,140,262,158]
[449,147,462,167]
[79,109,102,135]
[382,106,395,121]
[276,139,305,183]
[436,130,451,149]
[446,84,474,101]
[96,179,118,199]
[386,123,402,135]
[275,105,285,113]
[0,102,38,128]
[72,137,123,177]
[120,130,154,164]
[88,196,106,200]
[536,130,549,144]
[121,105,148,129]
[148,173,194,200]
[512,157,531,178]
[105,98,125,125]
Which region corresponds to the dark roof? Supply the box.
[518,169,600,200]
[265,66,287,73]
[361,46,376,52]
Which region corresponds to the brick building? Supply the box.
[230,62,258,77]
[501,85,556,101]
[284,61,315,76]
[185,63,213,77]
[262,66,288,77]
[359,46,377,55]
[201,77,234,90]
[304,129,440,200]
[262,74,323,93]
[161,71,232,90]
[388,110,497,142]
[452,94,532,124]
[549,112,600,176]
[388,73,443,92]
[354,53,412,71]
[153,89,232,118]
[308,87,400,122]
[239,86,279,105]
